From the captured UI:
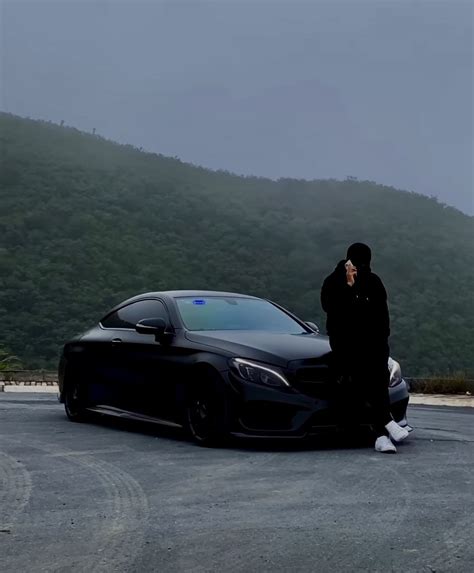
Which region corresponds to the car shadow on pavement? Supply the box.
[79,412,376,452]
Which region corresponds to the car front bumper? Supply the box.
[225,371,410,439]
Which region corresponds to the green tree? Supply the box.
[0,112,473,376]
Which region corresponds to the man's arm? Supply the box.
[372,275,390,339]
[320,277,331,314]
[321,273,355,315]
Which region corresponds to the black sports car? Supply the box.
[59,290,410,445]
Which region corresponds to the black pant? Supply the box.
[355,363,392,437]
[332,351,392,438]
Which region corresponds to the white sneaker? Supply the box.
[385,420,409,443]
[375,436,397,453]
[398,418,414,432]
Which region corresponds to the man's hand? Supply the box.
[345,260,357,286]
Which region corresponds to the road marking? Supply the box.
[4,437,150,573]
[46,448,129,457]
[0,453,33,532]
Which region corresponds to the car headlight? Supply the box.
[388,357,403,387]
[230,358,290,388]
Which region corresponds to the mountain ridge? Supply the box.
[1,112,472,375]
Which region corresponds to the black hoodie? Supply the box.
[320,259,390,358]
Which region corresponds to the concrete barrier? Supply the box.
[0,371,58,392]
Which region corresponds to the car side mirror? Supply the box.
[305,321,320,333]
[136,318,168,339]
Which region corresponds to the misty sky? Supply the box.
[1,0,473,214]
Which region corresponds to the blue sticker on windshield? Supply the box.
[192,299,206,305]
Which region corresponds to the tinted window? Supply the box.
[101,299,168,329]
[176,296,307,333]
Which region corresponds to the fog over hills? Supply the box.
[1,113,473,375]
[2,1,472,215]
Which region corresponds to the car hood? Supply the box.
[184,330,332,367]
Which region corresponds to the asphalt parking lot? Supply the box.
[1,393,473,573]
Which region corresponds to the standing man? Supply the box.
[320,242,409,453]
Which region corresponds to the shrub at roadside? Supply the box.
[0,347,23,373]
[408,372,473,394]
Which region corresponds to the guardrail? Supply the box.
[0,370,58,384]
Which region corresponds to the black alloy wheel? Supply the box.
[64,375,87,422]
[185,381,227,447]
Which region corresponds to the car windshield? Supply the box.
[176,296,308,333]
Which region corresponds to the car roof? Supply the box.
[113,290,261,309]
[162,290,260,299]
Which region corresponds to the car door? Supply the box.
[100,298,177,417]
[75,325,129,409]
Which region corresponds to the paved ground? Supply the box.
[0,394,473,573]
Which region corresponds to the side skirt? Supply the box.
[86,405,183,429]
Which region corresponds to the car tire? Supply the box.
[64,373,88,423]
[185,374,228,447]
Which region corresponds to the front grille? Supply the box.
[295,366,330,383]
[290,365,333,399]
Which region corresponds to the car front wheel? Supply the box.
[185,379,228,447]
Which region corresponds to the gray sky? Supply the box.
[2,0,473,214]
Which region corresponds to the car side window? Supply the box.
[101,300,168,329]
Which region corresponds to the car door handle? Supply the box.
[111,338,122,346]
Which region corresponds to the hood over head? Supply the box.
[346,242,372,271]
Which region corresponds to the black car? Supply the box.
[59,290,410,445]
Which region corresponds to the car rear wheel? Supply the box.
[185,378,228,447]
[64,374,88,422]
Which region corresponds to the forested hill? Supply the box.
[1,112,473,375]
